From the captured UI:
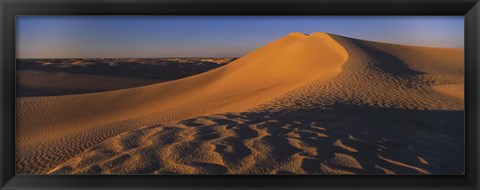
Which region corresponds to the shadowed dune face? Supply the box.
[16,32,464,174]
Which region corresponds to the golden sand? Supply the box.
[16,32,464,174]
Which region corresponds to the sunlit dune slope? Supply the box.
[16,32,464,174]
[254,34,464,111]
[17,32,349,173]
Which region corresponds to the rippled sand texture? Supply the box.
[16,32,464,174]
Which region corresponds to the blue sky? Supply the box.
[16,16,464,58]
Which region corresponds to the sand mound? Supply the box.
[17,32,349,173]
[256,34,464,111]
[17,32,464,174]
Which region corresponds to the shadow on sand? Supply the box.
[51,103,464,175]
[179,104,464,174]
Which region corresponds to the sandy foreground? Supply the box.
[16,32,464,174]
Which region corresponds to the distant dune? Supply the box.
[16,58,234,96]
[16,32,464,174]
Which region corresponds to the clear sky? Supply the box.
[16,16,464,58]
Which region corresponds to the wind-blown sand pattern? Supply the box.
[16,32,464,174]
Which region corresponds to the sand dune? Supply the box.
[16,32,464,174]
[16,58,233,96]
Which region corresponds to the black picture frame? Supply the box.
[1,0,479,189]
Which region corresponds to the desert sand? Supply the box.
[16,32,464,174]
[16,58,233,96]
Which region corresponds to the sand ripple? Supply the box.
[49,106,463,174]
